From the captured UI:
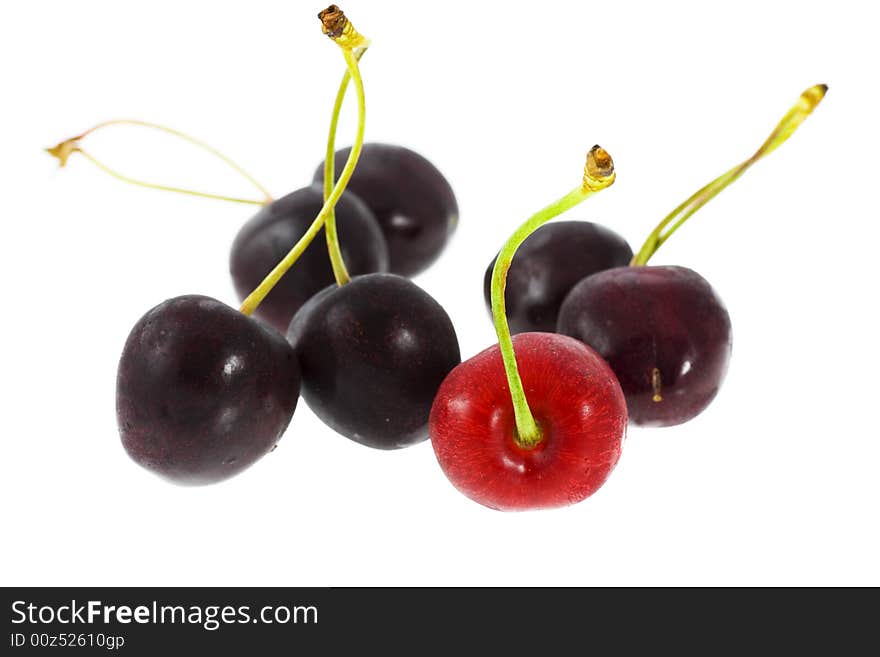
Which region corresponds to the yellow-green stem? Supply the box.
[73,151,265,206]
[491,146,616,448]
[323,46,367,286]
[239,39,367,316]
[631,83,827,266]
[46,119,273,206]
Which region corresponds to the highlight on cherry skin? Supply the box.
[116,296,301,485]
[482,221,633,334]
[430,332,627,511]
[314,143,459,276]
[230,185,388,333]
[287,273,461,449]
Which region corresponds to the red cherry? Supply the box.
[429,332,627,511]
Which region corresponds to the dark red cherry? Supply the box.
[314,143,458,276]
[287,273,460,449]
[430,332,627,511]
[483,221,633,333]
[557,265,731,427]
[116,295,300,485]
[230,185,388,333]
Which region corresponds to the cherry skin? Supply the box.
[430,332,627,511]
[116,295,300,485]
[287,273,461,449]
[230,185,388,333]
[557,265,732,427]
[483,221,633,334]
[314,143,458,276]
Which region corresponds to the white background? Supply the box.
[1,0,878,586]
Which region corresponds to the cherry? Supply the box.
[482,221,632,334]
[558,266,730,426]
[116,295,300,485]
[230,185,388,332]
[431,146,626,510]
[287,273,461,449]
[431,332,626,510]
[558,84,827,427]
[314,143,458,276]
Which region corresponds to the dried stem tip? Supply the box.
[318,5,369,49]
[583,145,616,191]
[46,137,81,167]
[805,83,828,107]
[318,5,347,38]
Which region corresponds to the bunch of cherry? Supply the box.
[49,6,826,511]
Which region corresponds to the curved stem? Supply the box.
[74,150,266,206]
[324,46,367,286]
[631,83,827,266]
[240,24,368,317]
[46,119,273,206]
[491,146,616,448]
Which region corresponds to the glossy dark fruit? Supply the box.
[314,143,458,276]
[483,221,633,334]
[430,332,627,511]
[230,185,388,333]
[287,273,460,449]
[117,295,300,485]
[557,265,731,427]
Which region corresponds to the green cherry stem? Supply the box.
[323,45,367,286]
[631,83,827,266]
[46,118,273,206]
[240,5,369,316]
[491,146,617,448]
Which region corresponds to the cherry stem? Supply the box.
[323,46,367,286]
[490,146,616,448]
[239,5,368,317]
[45,119,273,206]
[631,83,827,266]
